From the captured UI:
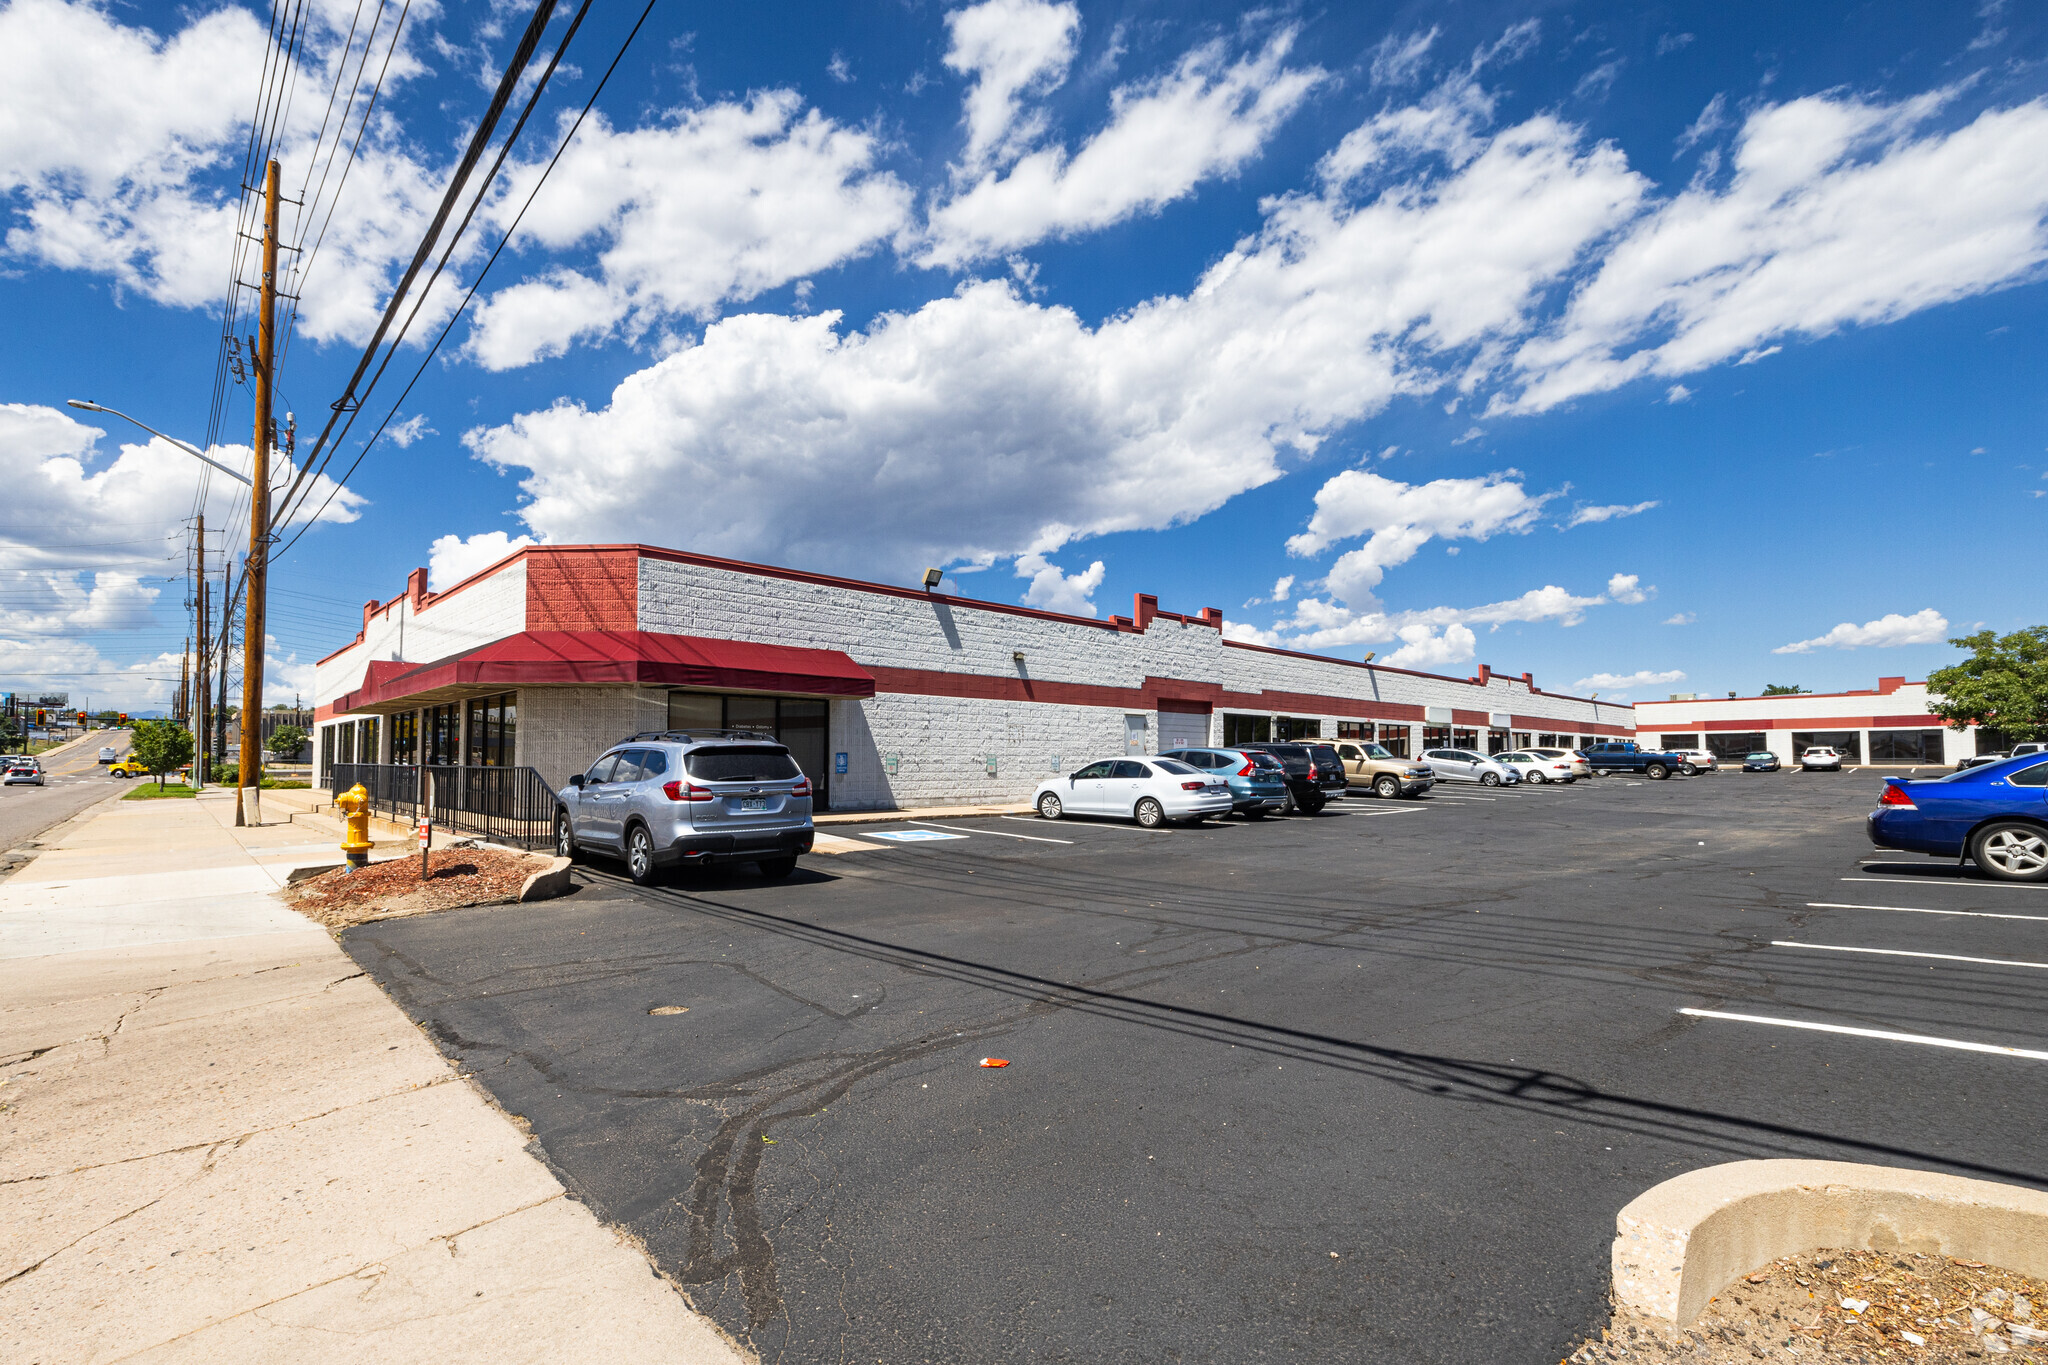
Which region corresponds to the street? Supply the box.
[344,773,2048,1363]
[0,732,130,859]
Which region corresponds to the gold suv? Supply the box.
[1333,740,1436,798]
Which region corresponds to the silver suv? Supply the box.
[555,730,815,884]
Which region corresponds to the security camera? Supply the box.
[921,567,943,590]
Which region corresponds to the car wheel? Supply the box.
[756,855,798,880]
[1680,763,1697,776]
[1526,771,1546,784]
[1038,793,1063,820]
[1971,821,2048,882]
[1479,772,1501,788]
[1135,798,1165,829]
[1646,764,1670,780]
[1299,793,1326,815]
[1373,775,1400,799]
[555,811,578,861]
[625,824,659,886]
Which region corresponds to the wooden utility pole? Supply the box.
[236,159,279,827]
[178,642,190,722]
[194,515,207,791]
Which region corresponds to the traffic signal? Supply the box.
[77,711,87,725]
[35,709,45,725]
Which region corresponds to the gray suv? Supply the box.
[554,730,815,884]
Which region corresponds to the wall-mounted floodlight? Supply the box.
[1362,651,1376,664]
[1012,650,1026,662]
[921,567,943,590]
[1728,692,1738,698]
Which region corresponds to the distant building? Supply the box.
[1633,677,1982,767]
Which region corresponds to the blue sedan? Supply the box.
[1867,754,2048,881]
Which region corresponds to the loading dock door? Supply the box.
[1157,711,1208,751]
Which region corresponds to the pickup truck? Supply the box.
[1580,740,1688,780]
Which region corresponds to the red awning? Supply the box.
[331,630,875,713]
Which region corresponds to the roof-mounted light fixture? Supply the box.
[921,567,943,590]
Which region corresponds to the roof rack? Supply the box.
[620,729,783,745]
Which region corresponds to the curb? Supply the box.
[518,855,574,902]
[1612,1160,2048,1326]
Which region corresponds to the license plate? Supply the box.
[739,797,768,812]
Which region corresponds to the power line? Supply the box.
[271,0,564,531]
[276,0,660,555]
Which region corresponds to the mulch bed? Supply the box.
[284,846,555,928]
[1572,1249,2048,1363]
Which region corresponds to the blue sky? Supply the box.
[2,0,2044,712]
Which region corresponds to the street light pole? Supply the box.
[62,401,252,486]
[238,158,280,828]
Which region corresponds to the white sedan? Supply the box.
[4,761,46,786]
[1801,747,1845,771]
[1497,751,1577,783]
[1418,748,1523,787]
[1034,757,1234,827]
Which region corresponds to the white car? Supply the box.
[1497,751,1577,783]
[1800,747,1845,772]
[1520,747,1592,778]
[1034,756,1234,827]
[1418,748,1523,787]
[98,746,118,764]
[4,760,45,786]
[1672,748,1719,775]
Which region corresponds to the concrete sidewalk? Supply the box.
[0,789,745,1364]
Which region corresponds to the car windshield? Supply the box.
[1153,759,1200,775]
[685,746,801,782]
[1358,743,1392,759]
[1498,754,1530,763]
[1747,753,1773,760]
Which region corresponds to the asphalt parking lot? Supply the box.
[346,771,2048,1364]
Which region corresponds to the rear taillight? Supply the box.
[1305,765,1319,779]
[662,781,715,802]
[1237,761,1257,777]
[1878,784,1916,809]
[791,777,812,798]
[1181,781,1206,791]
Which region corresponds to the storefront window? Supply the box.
[422,703,459,766]
[1790,731,1862,763]
[1275,716,1321,740]
[1337,721,1367,740]
[464,692,517,767]
[357,717,379,764]
[1451,728,1478,749]
[1486,730,1510,754]
[1422,725,1451,748]
[1376,725,1410,758]
[1223,714,1271,746]
[1705,732,1765,762]
[1659,733,1701,750]
[665,692,831,802]
[1869,729,1945,763]
[391,710,418,765]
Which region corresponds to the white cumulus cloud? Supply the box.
[922,26,1325,266]
[1286,469,1555,607]
[1565,500,1659,527]
[1605,572,1652,604]
[428,530,538,593]
[1772,608,1949,654]
[943,0,1081,170]
[1574,668,1687,693]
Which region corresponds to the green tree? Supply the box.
[1927,627,2048,742]
[266,724,308,762]
[129,719,196,789]
[1762,683,1809,695]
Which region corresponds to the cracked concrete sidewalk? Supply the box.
[0,789,747,1364]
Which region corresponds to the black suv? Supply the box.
[1238,742,1349,814]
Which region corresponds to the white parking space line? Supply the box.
[1844,877,2048,893]
[999,815,1161,836]
[1426,794,1498,802]
[1807,901,2048,924]
[1773,940,2048,970]
[905,819,1072,844]
[1678,1009,2048,1062]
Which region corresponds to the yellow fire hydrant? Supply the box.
[337,783,372,870]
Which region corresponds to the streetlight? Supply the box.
[65,399,243,795]
[65,400,252,486]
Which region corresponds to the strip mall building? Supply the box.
[1632,678,1981,768]
[311,545,1635,810]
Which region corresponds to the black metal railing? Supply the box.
[329,763,558,849]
